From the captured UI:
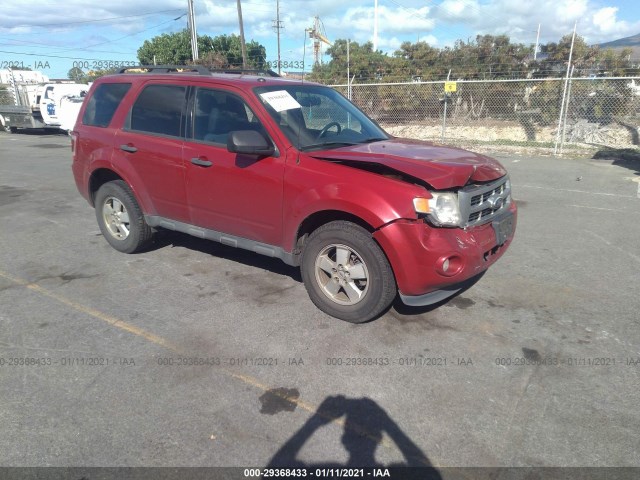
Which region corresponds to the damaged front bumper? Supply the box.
[373,203,517,306]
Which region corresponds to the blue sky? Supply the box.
[1,0,639,79]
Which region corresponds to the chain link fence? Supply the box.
[331,77,640,154]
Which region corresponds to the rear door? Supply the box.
[182,85,285,246]
[113,82,189,222]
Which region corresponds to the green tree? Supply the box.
[541,34,599,72]
[596,48,637,76]
[137,29,266,69]
[393,41,440,80]
[199,34,267,69]
[84,68,120,83]
[470,34,532,78]
[310,40,395,83]
[67,66,87,83]
[137,29,196,65]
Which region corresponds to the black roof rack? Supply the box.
[117,65,210,75]
[209,68,280,77]
[117,65,280,77]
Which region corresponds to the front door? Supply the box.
[183,87,285,246]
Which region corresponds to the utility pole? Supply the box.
[534,24,541,60]
[237,0,248,68]
[373,0,378,52]
[347,39,350,100]
[272,0,283,74]
[554,21,577,155]
[187,0,199,61]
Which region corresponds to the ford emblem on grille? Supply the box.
[487,193,504,211]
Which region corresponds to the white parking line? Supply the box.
[568,205,619,212]
[519,184,637,199]
[585,231,640,264]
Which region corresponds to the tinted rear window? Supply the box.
[82,83,131,127]
[128,84,187,137]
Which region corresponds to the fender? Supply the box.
[282,156,426,252]
[88,157,157,216]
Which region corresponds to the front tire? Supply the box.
[94,180,153,253]
[301,221,396,323]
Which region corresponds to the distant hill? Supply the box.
[600,32,640,48]
[599,33,640,59]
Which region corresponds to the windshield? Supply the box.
[254,84,388,151]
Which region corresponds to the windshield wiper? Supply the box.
[299,142,358,152]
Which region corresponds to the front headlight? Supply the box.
[414,192,462,227]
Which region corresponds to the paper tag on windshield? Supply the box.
[259,90,301,112]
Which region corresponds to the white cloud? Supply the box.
[436,0,481,22]
[418,35,439,46]
[1,0,639,76]
[424,0,640,45]
[338,5,434,35]
[377,36,403,52]
[554,0,589,20]
[591,7,628,35]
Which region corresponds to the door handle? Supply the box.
[120,144,138,153]
[191,157,212,167]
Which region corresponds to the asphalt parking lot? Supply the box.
[1,131,639,475]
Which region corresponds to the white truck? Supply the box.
[0,69,87,133]
[38,83,89,131]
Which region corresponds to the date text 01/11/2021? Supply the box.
[244,468,392,477]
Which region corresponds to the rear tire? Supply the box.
[94,180,153,253]
[301,221,396,323]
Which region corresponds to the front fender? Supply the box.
[282,157,425,252]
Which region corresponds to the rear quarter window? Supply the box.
[82,83,131,127]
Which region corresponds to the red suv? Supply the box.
[71,66,516,323]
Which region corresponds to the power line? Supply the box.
[1,8,185,30]
[0,36,133,55]
[43,17,186,56]
[0,15,185,71]
[0,49,135,62]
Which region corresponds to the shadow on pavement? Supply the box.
[151,231,486,321]
[592,147,640,175]
[266,395,442,479]
[151,229,302,282]
[391,272,485,317]
[3,128,68,136]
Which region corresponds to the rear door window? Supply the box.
[82,83,131,127]
[127,84,187,138]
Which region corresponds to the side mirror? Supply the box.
[227,130,275,157]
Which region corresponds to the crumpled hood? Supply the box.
[309,137,507,189]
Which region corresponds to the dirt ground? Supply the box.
[383,119,638,155]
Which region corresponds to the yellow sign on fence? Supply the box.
[444,81,457,92]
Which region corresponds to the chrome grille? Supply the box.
[470,182,507,206]
[458,176,511,227]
